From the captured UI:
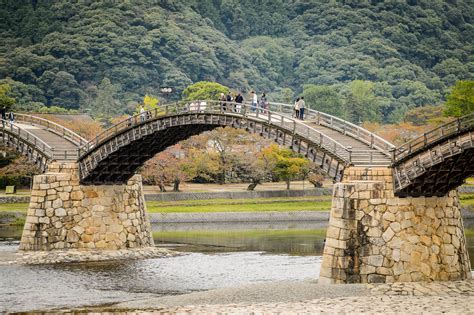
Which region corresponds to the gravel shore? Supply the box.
[109,279,474,314]
[113,280,368,309]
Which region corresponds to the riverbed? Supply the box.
[0,220,473,313]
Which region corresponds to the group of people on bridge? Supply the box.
[219,91,269,114]
[293,97,306,120]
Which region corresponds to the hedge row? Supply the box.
[0,176,31,189]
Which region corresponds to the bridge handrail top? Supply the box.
[1,119,54,153]
[78,100,352,161]
[264,101,396,150]
[393,113,474,163]
[14,112,88,145]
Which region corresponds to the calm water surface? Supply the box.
[0,220,473,313]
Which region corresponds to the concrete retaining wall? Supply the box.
[0,196,30,204]
[144,188,332,201]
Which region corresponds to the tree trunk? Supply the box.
[286,178,290,190]
[173,179,180,192]
[247,181,258,191]
[159,179,166,192]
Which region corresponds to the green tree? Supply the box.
[346,80,381,123]
[0,84,16,110]
[262,144,310,190]
[182,81,229,101]
[444,81,474,117]
[87,78,122,121]
[303,85,345,117]
[281,88,294,104]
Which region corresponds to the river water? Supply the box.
[0,220,473,312]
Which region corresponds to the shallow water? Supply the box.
[0,222,322,313]
[0,219,473,313]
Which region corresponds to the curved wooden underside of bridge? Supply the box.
[78,111,351,184]
[393,114,474,197]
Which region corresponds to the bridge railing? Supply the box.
[392,113,474,165]
[15,113,87,147]
[263,101,395,156]
[78,100,353,164]
[1,119,54,159]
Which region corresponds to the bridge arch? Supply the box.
[392,113,474,197]
[78,101,355,184]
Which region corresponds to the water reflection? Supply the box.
[153,222,328,255]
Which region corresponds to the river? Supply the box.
[0,220,473,312]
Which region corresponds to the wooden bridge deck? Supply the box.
[14,122,79,161]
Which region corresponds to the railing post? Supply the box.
[347,146,352,164]
[370,134,374,148]
[389,148,396,164]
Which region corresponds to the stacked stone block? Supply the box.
[20,163,154,251]
[319,167,471,283]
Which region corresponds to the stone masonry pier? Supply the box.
[19,162,154,251]
[319,167,472,283]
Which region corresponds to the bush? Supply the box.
[0,176,31,189]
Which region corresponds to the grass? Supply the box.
[1,193,472,213]
[146,200,331,213]
[151,196,331,206]
[460,194,474,207]
[0,203,29,212]
[0,199,332,214]
[464,178,474,186]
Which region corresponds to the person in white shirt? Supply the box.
[294,97,300,118]
[298,97,305,120]
[140,105,146,122]
[251,91,258,112]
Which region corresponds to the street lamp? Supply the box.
[160,87,173,95]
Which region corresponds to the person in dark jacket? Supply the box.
[8,111,14,124]
[235,93,244,113]
[1,106,6,127]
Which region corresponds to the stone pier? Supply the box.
[319,167,472,284]
[19,162,154,251]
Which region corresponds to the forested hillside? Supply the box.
[0,0,472,123]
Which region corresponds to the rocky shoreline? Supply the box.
[0,246,180,265]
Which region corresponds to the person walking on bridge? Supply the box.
[294,97,300,118]
[140,105,146,123]
[299,97,305,120]
[1,106,6,128]
[219,93,227,111]
[259,93,267,114]
[8,111,14,125]
[251,91,257,112]
[235,92,243,113]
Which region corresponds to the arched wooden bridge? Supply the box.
[1,102,472,197]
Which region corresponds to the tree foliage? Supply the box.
[182,81,229,101]
[0,1,472,123]
[0,83,16,110]
[444,81,474,117]
[262,144,310,190]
